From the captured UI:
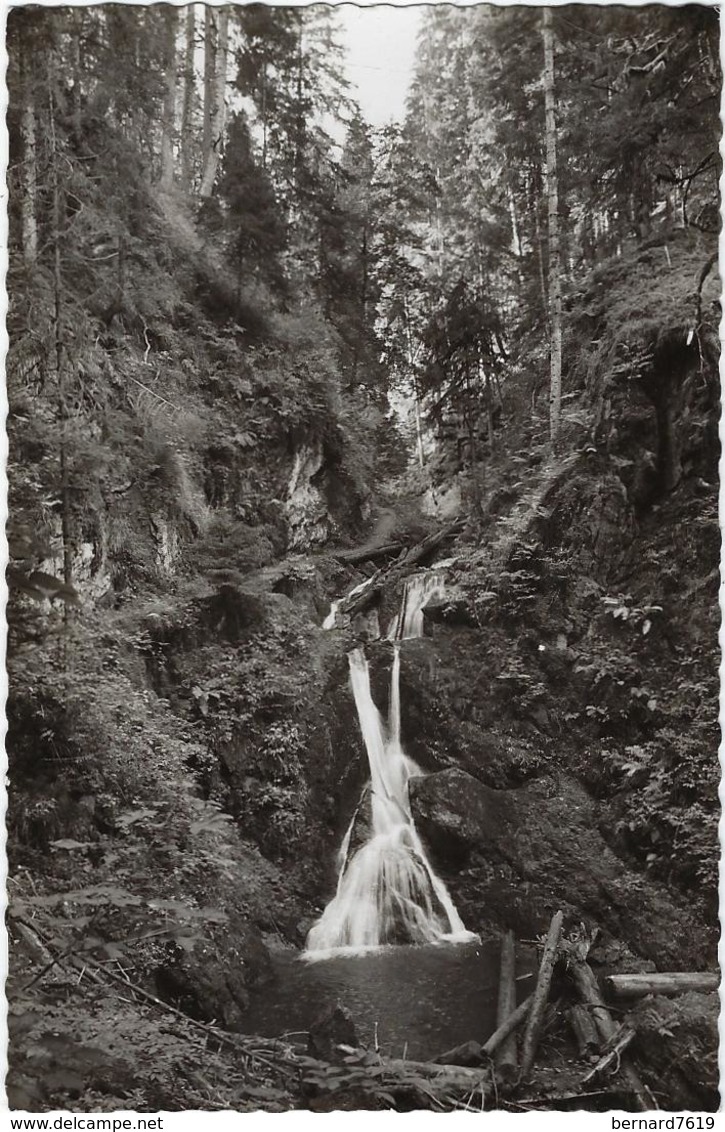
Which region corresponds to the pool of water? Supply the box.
[242,939,537,1061]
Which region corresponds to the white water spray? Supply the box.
[306,574,475,957]
[388,573,447,640]
[323,576,376,630]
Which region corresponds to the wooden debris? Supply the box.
[605,972,719,999]
[481,992,533,1058]
[581,1025,637,1087]
[570,956,656,1112]
[334,520,464,619]
[509,1088,630,1110]
[434,1039,483,1067]
[384,1055,488,1081]
[495,930,518,1080]
[567,1003,599,1058]
[520,910,564,1077]
[334,541,405,565]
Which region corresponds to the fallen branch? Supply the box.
[435,1039,483,1067]
[482,992,533,1058]
[495,930,518,1081]
[520,910,563,1077]
[16,919,298,1080]
[333,541,405,565]
[581,1025,636,1087]
[570,956,656,1112]
[510,1088,631,1109]
[605,972,719,999]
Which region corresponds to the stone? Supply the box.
[284,442,330,550]
[410,768,513,866]
[423,594,478,628]
[307,1003,358,1062]
[152,913,272,1030]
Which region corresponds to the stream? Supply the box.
[243,939,537,1060]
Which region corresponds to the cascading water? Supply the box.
[387,572,446,640]
[323,576,376,630]
[305,571,475,958]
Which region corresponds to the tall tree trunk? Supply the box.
[202,6,216,165]
[20,45,38,263]
[532,176,548,319]
[466,371,482,513]
[542,7,562,448]
[292,24,305,202]
[509,187,522,257]
[71,9,83,143]
[160,6,178,188]
[180,6,196,186]
[200,6,228,198]
[48,52,72,590]
[260,57,268,170]
[351,218,369,385]
[404,294,424,469]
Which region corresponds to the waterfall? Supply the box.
[323,576,376,630]
[387,572,446,641]
[306,573,475,958]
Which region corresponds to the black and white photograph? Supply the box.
[5,0,721,1117]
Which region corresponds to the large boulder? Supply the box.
[308,1004,358,1062]
[152,912,272,1030]
[410,768,713,969]
[409,768,512,867]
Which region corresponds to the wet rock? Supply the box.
[423,594,478,628]
[307,1004,358,1062]
[410,769,513,867]
[153,913,272,1030]
[296,918,315,945]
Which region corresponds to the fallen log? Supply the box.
[334,541,405,565]
[481,992,533,1058]
[394,519,464,567]
[570,957,656,1112]
[520,910,563,1077]
[581,1025,637,1087]
[567,1003,599,1059]
[380,1056,489,1088]
[335,519,463,620]
[334,518,463,571]
[605,972,719,999]
[434,1039,483,1067]
[495,930,518,1080]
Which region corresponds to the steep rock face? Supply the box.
[285,441,331,550]
[410,768,713,969]
[283,439,368,552]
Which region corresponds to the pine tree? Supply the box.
[542,7,562,447]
